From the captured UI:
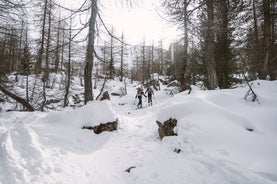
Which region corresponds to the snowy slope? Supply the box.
[0,80,277,184]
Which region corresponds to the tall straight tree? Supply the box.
[142,39,146,84]
[84,0,97,104]
[261,0,271,79]
[54,13,61,73]
[36,0,48,74]
[158,40,164,75]
[108,27,115,79]
[214,0,233,89]
[180,0,189,91]
[120,32,124,82]
[44,0,53,81]
[205,0,218,89]
[270,0,276,79]
[253,0,261,76]
[64,18,72,107]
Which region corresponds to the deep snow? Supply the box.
[0,79,277,184]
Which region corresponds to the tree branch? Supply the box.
[0,85,35,111]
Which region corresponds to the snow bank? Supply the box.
[0,100,119,184]
[156,80,277,182]
[41,100,118,128]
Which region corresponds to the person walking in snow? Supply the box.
[145,86,154,106]
[135,87,146,109]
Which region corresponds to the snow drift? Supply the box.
[0,80,277,184]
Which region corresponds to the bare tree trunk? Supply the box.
[180,0,189,91]
[84,0,97,104]
[40,0,52,111]
[64,19,72,107]
[205,0,218,89]
[60,28,65,71]
[94,66,98,89]
[9,29,16,73]
[23,31,30,103]
[147,45,151,82]
[142,39,145,84]
[103,42,107,76]
[159,40,163,75]
[41,80,47,111]
[26,74,29,102]
[36,0,48,74]
[30,76,37,101]
[136,55,139,81]
[261,0,271,79]
[55,14,61,73]
[120,32,124,82]
[270,0,276,79]
[109,27,114,79]
[215,0,232,89]
[150,42,154,79]
[253,0,261,76]
[44,0,52,81]
[16,20,24,81]
[96,76,107,100]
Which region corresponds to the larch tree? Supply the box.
[84,0,97,104]
[63,18,73,107]
[36,0,48,75]
[120,32,125,82]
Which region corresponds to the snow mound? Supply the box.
[41,100,118,128]
[155,80,277,183]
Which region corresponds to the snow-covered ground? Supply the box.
[1,79,277,184]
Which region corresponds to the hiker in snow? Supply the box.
[135,87,146,109]
[145,87,154,106]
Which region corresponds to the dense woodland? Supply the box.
[0,0,276,111]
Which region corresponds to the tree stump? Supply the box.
[156,118,177,139]
[101,91,110,101]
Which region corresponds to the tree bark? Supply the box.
[180,0,189,91]
[109,27,114,79]
[142,40,146,84]
[253,0,261,75]
[64,19,72,107]
[215,0,231,89]
[55,15,61,73]
[159,40,163,75]
[36,0,48,74]
[44,0,52,81]
[84,0,97,104]
[261,0,271,79]
[205,0,218,89]
[120,32,124,82]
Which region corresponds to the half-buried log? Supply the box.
[83,119,118,134]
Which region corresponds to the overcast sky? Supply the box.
[100,0,179,47]
[59,0,179,48]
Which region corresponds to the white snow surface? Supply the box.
[1,80,277,184]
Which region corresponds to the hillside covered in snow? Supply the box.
[1,79,277,184]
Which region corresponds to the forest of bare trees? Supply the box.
[0,0,276,111]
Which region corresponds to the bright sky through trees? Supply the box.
[59,0,179,47]
[101,0,179,46]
